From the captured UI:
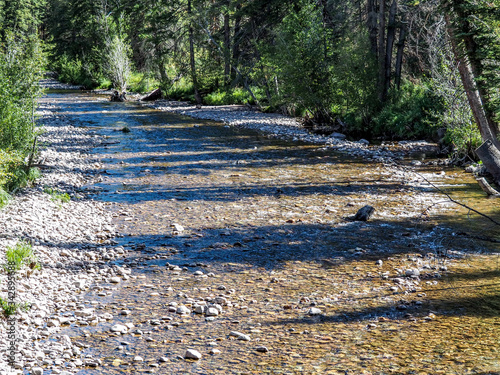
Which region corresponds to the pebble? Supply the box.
[256,346,269,353]
[184,349,202,360]
[134,356,144,362]
[31,368,44,375]
[109,276,121,283]
[229,331,251,341]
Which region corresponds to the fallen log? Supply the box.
[475,139,500,185]
[140,88,162,101]
[476,177,500,197]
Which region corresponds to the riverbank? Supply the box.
[0,89,130,374]
[142,99,444,165]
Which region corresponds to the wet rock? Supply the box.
[184,349,202,360]
[256,346,269,353]
[353,205,375,221]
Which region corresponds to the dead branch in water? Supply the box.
[396,164,500,227]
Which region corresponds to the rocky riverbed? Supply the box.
[0,82,498,375]
[0,86,127,374]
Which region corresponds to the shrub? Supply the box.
[371,81,444,139]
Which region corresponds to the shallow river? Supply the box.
[48,91,499,374]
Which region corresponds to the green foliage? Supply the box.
[44,187,71,203]
[0,298,30,318]
[0,188,11,209]
[204,87,262,105]
[0,33,45,154]
[0,150,39,193]
[5,240,40,273]
[260,1,334,118]
[128,72,159,93]
[371,81,444,139]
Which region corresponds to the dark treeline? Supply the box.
[0,0,500,196]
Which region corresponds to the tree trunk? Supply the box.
[476,140,500,185]
[366,0,378,56]
[445,15,498,145]
[188,0,202,105]
[445,13,500,183]
[231,2,242,82]
[382,0,397,101]
[378,0,386,102]
[223,6,231,86]
[394,16,406,89]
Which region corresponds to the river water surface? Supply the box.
[46,91,499,374]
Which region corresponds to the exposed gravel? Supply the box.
[144,100,444,164]
[0,81,128,374]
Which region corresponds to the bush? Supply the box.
[370,81,444,139]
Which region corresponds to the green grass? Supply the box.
[5,240,40,273]
[44,187,71,203]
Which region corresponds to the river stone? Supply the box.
[75,308,94,317]
[110,324,128,334]
[31,367,44,375]
[308,307,322,315]
[353,205,375,221]
[121,309,131,315]
[134,356,144,362]
[184,349,202,360]
[405,268,420,277]
[206,307,219,316]
[194,305,206,314]
[171,223,184,232]
[176,305,191,315]
[229,331,251,341]
[109,276,121,283]
[256,346,269,353]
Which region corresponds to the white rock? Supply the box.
[133,356,144,362]
[308,307,322,315]
[229,331,251,341]
[110,324,128,334]
[171,223,184,232]
[184,349,202,360]
[109,276,121,283]
[176,305,191,315]
[31,367,44,375]
[205,307,219,316]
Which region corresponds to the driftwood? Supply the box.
[475,139,500,185]
[476,177,500,197]
[140,88,162,101]
[110,90,127,102]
